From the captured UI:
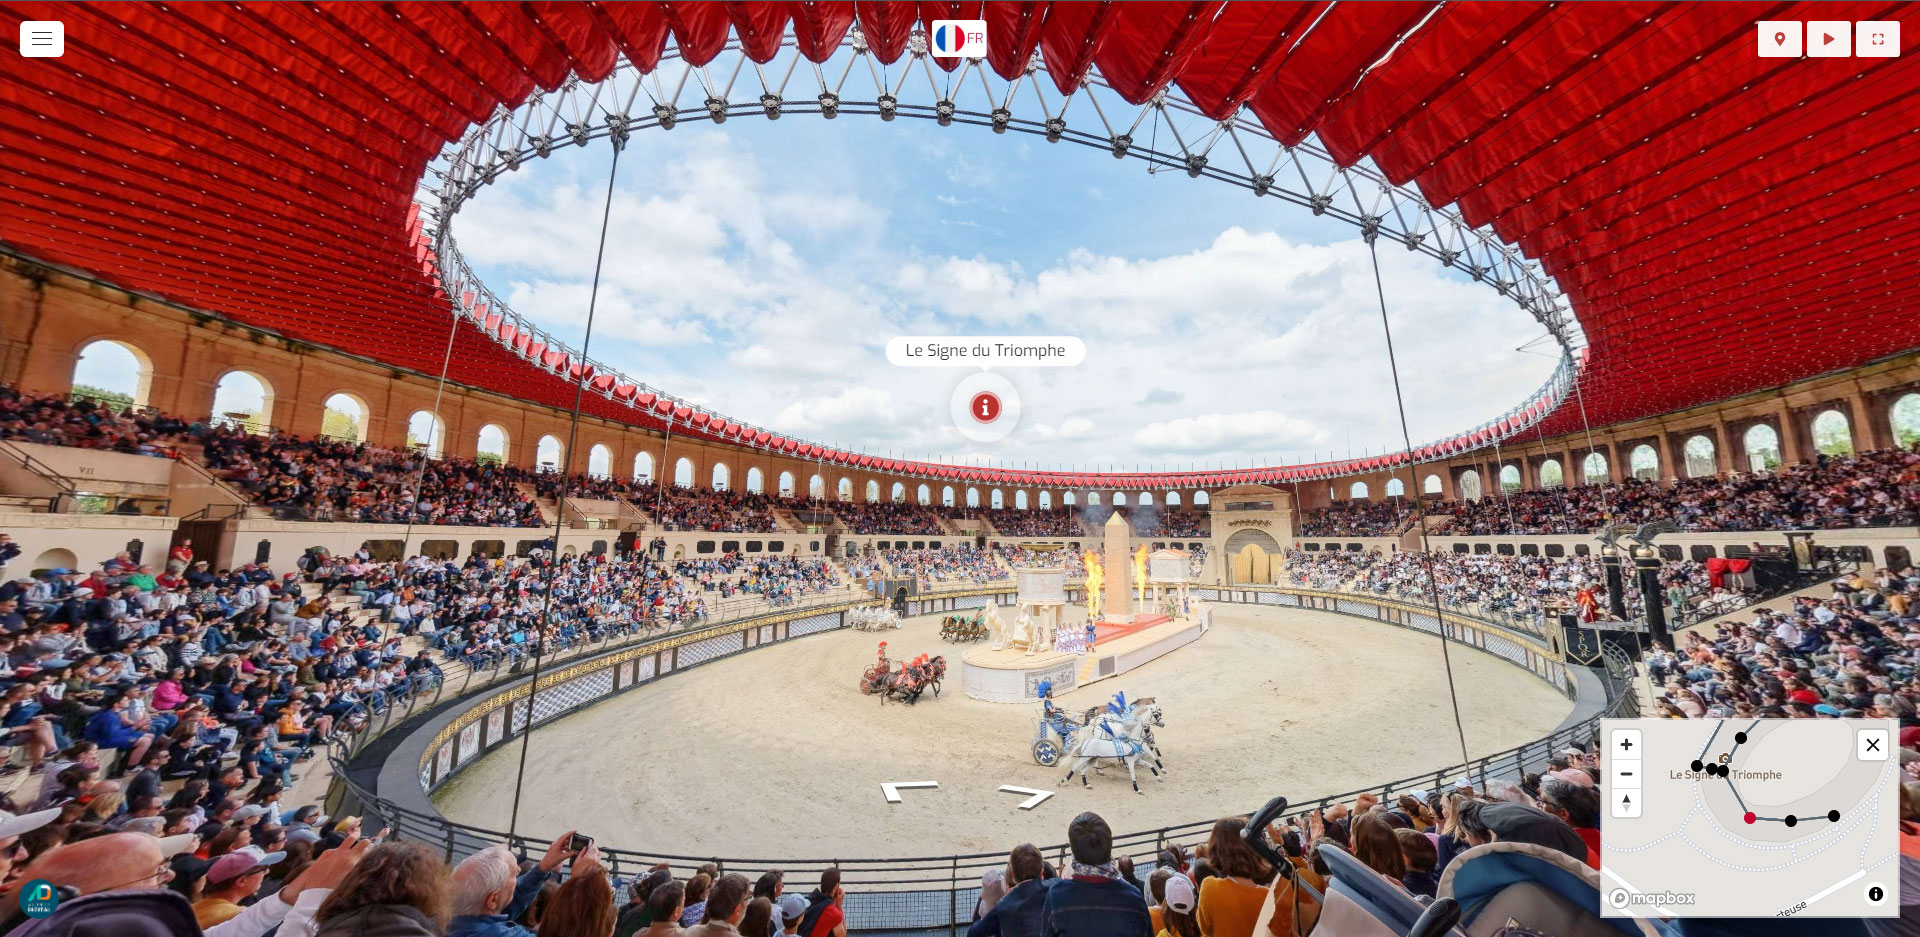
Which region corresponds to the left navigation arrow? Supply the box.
[881,781,939,804]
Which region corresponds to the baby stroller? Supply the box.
[1240,797,1671,937]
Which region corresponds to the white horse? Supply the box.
[1062,701,1164,794]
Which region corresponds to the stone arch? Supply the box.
[71,338,153,408]
[712,463,730,490]
[674,457,695,488]
[588,444,613,478]
[1629,444,1659,480]
[1349,481,1370,500]
[1459,469,1483,501]
[1811,408,1853,456]
[916,483,930,505]
[634,451,655,482]
[211,369,274,434]
[1581,452,1607,484]
[1889,393,1920,447]
[1538,458,1563,488]
[1743,424,1781,472]
[537,435,564,472]
[1223,528,1282,585]
[407,410,446,458]
[1422,474,1443,495]
[321,392,369,443]
[1682,434,1716,478]
[747,468,765,493]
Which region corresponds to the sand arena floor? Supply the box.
[433,604,1572,860]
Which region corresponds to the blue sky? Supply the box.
[448,111,1556,471]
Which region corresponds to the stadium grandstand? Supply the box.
[0,3,1916,937]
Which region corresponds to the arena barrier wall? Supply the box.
[338,587,1631,933]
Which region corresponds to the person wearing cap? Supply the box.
[1154,873,1197,937]
[194,846,288,927]
[774,892,807,937]
[0,808,59,892]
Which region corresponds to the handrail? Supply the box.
[329,586,1629,933]
[0,438,78,498]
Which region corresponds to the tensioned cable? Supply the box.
[507,142,624,840]
[1364,237,1471,767]
[381,250,469,646]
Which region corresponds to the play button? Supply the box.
[1808,20,1851,57]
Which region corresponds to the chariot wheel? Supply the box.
[1032,739,1061,767]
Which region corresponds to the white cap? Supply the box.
[1163,873,1196,914]
[0,809,59,840]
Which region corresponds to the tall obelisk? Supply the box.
[1102,512,1132,624]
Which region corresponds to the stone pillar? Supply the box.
[1847,389,1883,451]
[1657,432,1680,482]
[1102,512,1132,624]
[1712,420,1735,474]
[1777,405,1808,465]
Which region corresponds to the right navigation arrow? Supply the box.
[999,785,1055,810]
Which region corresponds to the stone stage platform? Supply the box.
[959,613,1206,703]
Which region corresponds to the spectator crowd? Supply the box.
[1303,445,1920,537]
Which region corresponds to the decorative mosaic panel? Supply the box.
[617,661,633,687]
[758,625,774,645]
[787,611,842,637]
[633,655,656,682]
[531,669,615,724]
[676,631,745,668]
[435,742,453,780]
[511,698,530,733]
[659,653,674,674]
[457,722,482,764]
[485,709,506,746]
[1023,662,1077,698]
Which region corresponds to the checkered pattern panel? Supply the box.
[1479,631,1530,668]
[1336,598,1375,617]
[532,670,615,724]
[510,698,530,733]
[787,611,842,637]
[677,631,745,667]
[953,595,989,609]
[1257,591,1293,605]
[419,763,432,792]
[1192,589,1221,601]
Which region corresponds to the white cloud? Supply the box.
[453,126,1556,468]
[1133,411,1330,456]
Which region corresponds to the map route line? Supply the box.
[1696,720,1843,828]
[1697,720,1722,759]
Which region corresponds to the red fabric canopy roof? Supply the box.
[1,1,1914,489]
